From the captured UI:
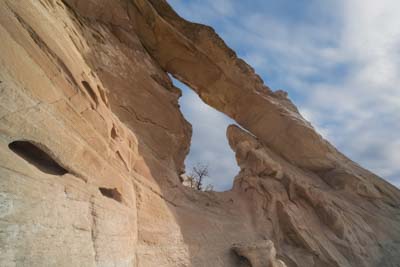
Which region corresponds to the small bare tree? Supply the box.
[187,163,213,191]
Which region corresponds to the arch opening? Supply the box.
[172,77,240,192]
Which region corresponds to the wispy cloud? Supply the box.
[169,0,400,188]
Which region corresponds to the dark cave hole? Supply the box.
[231,252,252,267]
[81,81,98,104]
[8,140,68,175]
[99,187,122,203]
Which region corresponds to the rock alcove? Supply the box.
[8,141,68,175]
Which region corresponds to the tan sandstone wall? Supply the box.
[0,0,399,266]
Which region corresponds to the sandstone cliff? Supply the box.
[0,0,399,266]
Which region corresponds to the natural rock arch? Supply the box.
[0,0,399,267]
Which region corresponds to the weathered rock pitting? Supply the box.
[0,0,399,266]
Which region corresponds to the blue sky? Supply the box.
[168,0,400,191]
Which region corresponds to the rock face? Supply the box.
[232,240,287,267]
[0,0,399,266]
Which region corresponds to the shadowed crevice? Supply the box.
[8,140,68,175]
[99,187,122,203]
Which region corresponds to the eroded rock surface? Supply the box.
[232,240,287,267]
[0,0,399,266]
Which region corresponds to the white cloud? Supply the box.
[168,0,235,24]
[210,0,235,16]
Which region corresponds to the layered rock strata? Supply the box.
[0,0,399,266]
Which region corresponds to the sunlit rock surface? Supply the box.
[0,0,399,266]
